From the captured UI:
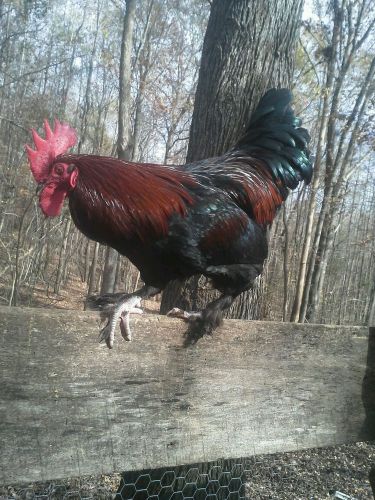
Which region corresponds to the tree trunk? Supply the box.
[367,283,375,327]
[296,1,375,323]
[84,239,91,283]
[161,0,303,317]
[88,242,100,296]
[77,1,100,153]
[305,55,375,322]
[117,0,136,161]
[282,204,290,321]
[290,0,343,323]
[54,218,72,294]
[100,245,119,295]
[101,0,136,295]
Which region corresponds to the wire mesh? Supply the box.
[116,458,250,500]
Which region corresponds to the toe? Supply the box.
[120,315,132,341]
[166,307,185,318]
[166,308,202,321]
[98,320,115,349]
[129,307,143,315]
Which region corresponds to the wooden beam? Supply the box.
[0,306,374,485]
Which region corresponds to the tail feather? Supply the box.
[235,88,313,190]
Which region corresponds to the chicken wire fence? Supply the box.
[116,459,249,500]
[2,459,252,500]
[2,443,374,499]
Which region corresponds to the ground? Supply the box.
[0,442,374,499]
[7,273,160,314]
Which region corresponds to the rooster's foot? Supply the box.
[99,296,143,348]
[166,307,202,321]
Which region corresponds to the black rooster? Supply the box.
[26,89,312,347]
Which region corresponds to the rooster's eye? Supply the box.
[55,165,64,175]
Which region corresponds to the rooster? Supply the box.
[26,89,312,348]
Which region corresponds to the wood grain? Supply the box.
[0,306,374,485]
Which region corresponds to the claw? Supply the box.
[98,319,115,349]
[120,307,143,341]
[98,296,143,348]
[120,315,131,341]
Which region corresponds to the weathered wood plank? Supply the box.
[0,306,374,485]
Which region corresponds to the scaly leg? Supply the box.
[168,264,263,343]
[87,285,160,348]
[99,295,143,347]
[167,294,236,345]
[166,308,202,321]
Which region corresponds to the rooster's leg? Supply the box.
[166,295,235,345]
[169,264,263,343]
[166,308,202,321]
[88,285,160,348]
[168,295,235,331]
[98,295,143,347]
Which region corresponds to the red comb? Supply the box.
[25,119,77,183]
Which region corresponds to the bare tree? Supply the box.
[295,0,375,322]
[101,0,136,295]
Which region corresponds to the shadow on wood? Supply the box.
[0,306,374,486]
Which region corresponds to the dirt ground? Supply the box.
[1,442,374,499]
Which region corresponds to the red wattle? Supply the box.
[39,183,67,217]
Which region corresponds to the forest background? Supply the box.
[0,0,374,327]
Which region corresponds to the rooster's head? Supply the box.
[25,119,77,217]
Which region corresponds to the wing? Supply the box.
[197,199,268,266]
[160,194,268,272]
